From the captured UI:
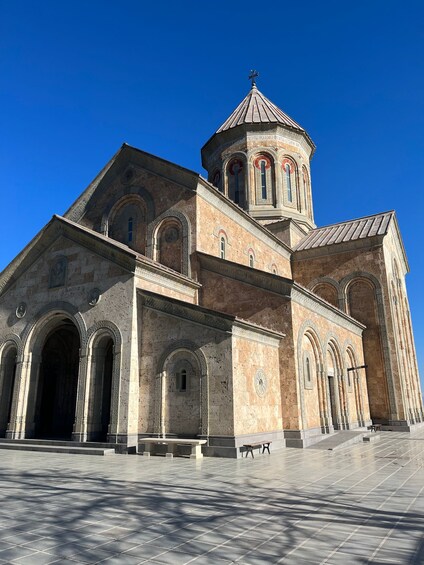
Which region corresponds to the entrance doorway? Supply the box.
[89,336,113,441]
[34,321,80,439]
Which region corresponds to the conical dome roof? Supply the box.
[216,84,306,134]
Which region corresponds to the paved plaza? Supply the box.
[0,432,424,564]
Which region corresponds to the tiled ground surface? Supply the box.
[0,431,424,564]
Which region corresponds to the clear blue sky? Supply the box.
[1,2,424,389]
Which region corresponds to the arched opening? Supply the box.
[312,282,338,308]
[347,278,388,422]
[108,196,147,255]
[156,218,184,273]
[253,154,275,205]
[88,336,114,442]
[0,345,17,437]
[227,158,246,208]
[326,342,344,429]
[33,320,80,439]
[164,351,201,436]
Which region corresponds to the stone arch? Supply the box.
[225,153,247,208]
[252,152,276,206]
[7,303,87,440]
[106,194,148,254]
[310,277,340,309]
[21,301,87,354]
[100,186,155,237]
[156,341,208,437]
[296,320,325,432]
[149,209,191,276]
[247,247,256,268]
[344,341,365,427]
[0,338,19,437]
[0,333,22,359]
[324,334,347,429]
[84,321,122,442]
[340,271,395,423]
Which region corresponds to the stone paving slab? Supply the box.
[0,431,424,564]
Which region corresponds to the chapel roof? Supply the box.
[294,211,395,251]
[216,84,306,134]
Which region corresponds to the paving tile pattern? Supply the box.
[0,431,424,564]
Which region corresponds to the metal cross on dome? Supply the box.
[248,70,259,87]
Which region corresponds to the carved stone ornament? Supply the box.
[121,167,135,184]
[88,288,101,307]
[165,227,179,243]
[49,256,67,288]
[16,302,27,319]
[254,369,267,397]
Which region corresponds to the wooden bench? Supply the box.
[139,438,206,459]
[367,424,382,432]
[243,441,272,458]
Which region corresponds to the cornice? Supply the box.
[198,252,292,297]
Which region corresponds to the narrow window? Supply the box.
[302,173,308,211]
[177,369,187,392]
[260,160,267,200]
[286,164,292,202]
[128,217,133,242]
[249,254,254,268]
[306,356,311,382]
[233,162,240,204]
[220,237,226,259]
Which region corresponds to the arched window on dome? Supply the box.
[227,158,245,207]
[254,154,275,205]
[128,217,133,243]
[282,158,298,207]
[302,166,310,214]
[212,170,222,192]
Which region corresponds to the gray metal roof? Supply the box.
[294,211,394,251]
[216,85,306,133]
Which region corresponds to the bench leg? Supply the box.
[189,444,203,459]
[141,443,152,457]
[262,444,270,454]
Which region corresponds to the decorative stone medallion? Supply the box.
[165,227,179,243]
[254,369,267,397]
[88,288,101,307]
[16,302,27,319]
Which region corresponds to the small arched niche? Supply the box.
[156,217,184,273]
[164,351,201,436]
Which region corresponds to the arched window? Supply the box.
[282,158,299,206]
[302,166,310,213]
[108,196,147,254]
[254,154,274,205]
[260,160,267,199]
[285,163,292,202]
[249,253,254,268]
[306,356,311,383]
[212,170,222,191]
[220,237,226,259]
[176,368,187,392]
[227,158,245,206]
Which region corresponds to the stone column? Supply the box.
[7,353,37,439]
[72,347,90,442]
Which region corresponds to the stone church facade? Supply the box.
[0,84,422,456]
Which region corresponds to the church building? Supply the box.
[0,81,422,457]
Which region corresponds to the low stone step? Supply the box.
[308,431,366,451]
[0,443,116,456]
[0,438,114,449]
